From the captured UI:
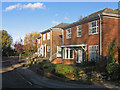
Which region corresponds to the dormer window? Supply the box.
[66,28,72,39]
[89,20,98,35]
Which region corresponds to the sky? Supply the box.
[2,2,118,44]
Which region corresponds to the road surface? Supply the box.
[2,57,42,88]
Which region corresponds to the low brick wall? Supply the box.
[51,58,75,65]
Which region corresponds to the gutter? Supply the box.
[50,28,52,61]
[98,13,102,58]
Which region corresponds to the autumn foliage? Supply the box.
[24,32,40,59]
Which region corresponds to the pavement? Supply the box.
[9,58,120,89]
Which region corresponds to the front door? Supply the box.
[77,49,83,63]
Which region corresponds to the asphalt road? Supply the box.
[2,57,42,88]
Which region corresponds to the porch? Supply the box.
[59,44,87,64]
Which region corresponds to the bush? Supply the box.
[76,61,96,67]
[55,64,76,77]
[39,62,55,73]
[23,64,31,67]
[106,63,120,80]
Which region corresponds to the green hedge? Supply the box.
[106,63,120,80]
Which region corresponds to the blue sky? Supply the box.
[2,2,118,44]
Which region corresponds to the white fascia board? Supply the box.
[102,12,120,18]
[51,28,62,30]
[60,44,87,48]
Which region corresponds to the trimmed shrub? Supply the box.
[39,62,55,73]
[106,63,120,80]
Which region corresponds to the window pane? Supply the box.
[70,50,73,58]
[66,49,68,58]
[92,21,96,27]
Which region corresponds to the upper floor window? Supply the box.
[43,34,46,41]
[47,32,50,40]
[66,28,72,39]
[38,39,40,44]
[89,20,98,35]
[77,25,81,37]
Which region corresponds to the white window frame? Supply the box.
[89,20,98,35]
[89,45,99,61]
[77,25,82,37]
[64,48,74,59]
[38,39,40,44]
[66,28,72,39]
[47,46,50,52]
[47,32,50,40]
[43,34,46,41]
[57,46,62,57]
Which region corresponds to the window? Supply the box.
[70,49,73,58]
[66,28,72,39]
[47,46,50,52]
[57,46,62,57]
[66,49,69,58]
[43,34,46,41]
[38,39,40,44]
[47,32,50,40]
[89,45,99,61]
[89,20,98,35]
[77,25,81,37]
[64,48,74,59]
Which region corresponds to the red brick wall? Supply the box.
[102,17,119,61]
[62,16,119,63]
[51,58,62,64]
[52,30,62,55]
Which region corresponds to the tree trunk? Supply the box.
[19,53,22,62]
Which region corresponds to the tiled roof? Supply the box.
[62,8,119,29]
[40,23,70,34]
[52,23,70,28]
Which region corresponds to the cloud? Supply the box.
[23,3,45,10]
[55,13,59,16]
[64,16,69,20]
[52,21,60,25]
[5,3,21,11]
[4,3,46,11]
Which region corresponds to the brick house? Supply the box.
[37,23,70,60]
[52,8,120,64]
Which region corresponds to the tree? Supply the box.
[14,39,24,61]
[24,32,40,61]
[108,39,117,63]
[0,30,13,56]
[114,9,120,11]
